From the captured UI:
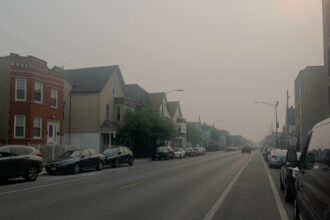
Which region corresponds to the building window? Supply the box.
[51,88,58,108]
[116,106,121,121]
[14,115,25,138]
[33,117,42,138]
[112,83,117,95]
[106,104,110,120]
[15,78,27,101]
[34,81,43,103]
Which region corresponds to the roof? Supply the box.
[148,92,167,111]
[167,101,183,118]
[126,84,150,106]
[296,66,326,83]
[65,65,120,93]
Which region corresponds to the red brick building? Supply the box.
[0,53,64,146]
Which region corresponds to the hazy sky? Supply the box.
[0,0,324,141]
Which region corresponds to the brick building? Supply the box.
[0,53,64,146]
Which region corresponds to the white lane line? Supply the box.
[0,176,94,196]
[118,182,141,190]
[260,153,290,220]
[203,154,253,220]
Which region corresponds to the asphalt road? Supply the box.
[0,150,293,220]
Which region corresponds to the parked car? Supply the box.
[294,118,330,220]
[0,145,43,181]
[152,146,174,160]
[241,147,251,154]
[174,148,186,159]
[184,147,194,157]
[264,147,275,162]
[280,149,301,202]
[267,149,287,168]
[45,149,105,175]
[192,147,205,156]
[103,146,134,167]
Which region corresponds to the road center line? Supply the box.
[260,152,290,220]
[203,153,253,220]
[119,182,141,190]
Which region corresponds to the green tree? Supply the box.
[121,108,176,157]
[186,123,204,146]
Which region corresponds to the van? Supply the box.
[294,118,330,220]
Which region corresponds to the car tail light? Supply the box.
[272,155,277,159]
[37,152,42,157]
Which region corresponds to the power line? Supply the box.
[0,26,68,67]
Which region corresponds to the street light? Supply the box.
[162,89,184,119]
[254,101,279,147]
[166,89,184,95]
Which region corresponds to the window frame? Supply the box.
[15,78,27,101]
[34,80,44,103]
[116,106,121,121]
[33,117,42,139]
[14,115,26,139]
[50,88,58,108]
[106,104,110,120]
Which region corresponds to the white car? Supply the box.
[174,148,186,159]
[268,149,287,168]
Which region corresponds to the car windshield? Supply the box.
[104,148,119,156]
[60,150,83,158]
[157,147,168,152]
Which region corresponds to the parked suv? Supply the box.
[280,149,301,202]
[103,146,134,167]
[152,146,174,160]
[0,145,43,181]
[294,118,330,220]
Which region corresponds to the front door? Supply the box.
[47,122,58,144]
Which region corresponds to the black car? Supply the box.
[103,146,134,168]
[152,146,175,160]
[280,149,301,202]
[45,149,105,175]
[0,145,43,181]
[241,147,251,154]
[294,118,330,220]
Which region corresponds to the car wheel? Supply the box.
[25,166,39,181]
[97,161,104,171]
[73,164,80,174]
[114,159,120,168]
[280,176,284,191]
[128,158,134,166]
[293,198,300,220]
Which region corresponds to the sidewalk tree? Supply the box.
[186,123,204,146]
[121,108,176,157]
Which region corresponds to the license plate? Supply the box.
[51,167,56,171]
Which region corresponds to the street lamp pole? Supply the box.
[254,101,279,147]
[162,89,184,119]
